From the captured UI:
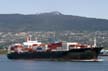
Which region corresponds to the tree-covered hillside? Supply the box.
[0,11,108,32]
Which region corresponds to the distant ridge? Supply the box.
[36,11,63,15]
[0,11,108,32]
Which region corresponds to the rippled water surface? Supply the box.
[0,55,108,71]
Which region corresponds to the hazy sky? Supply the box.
[0,0,108,19]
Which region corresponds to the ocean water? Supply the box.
[0,55,108,71]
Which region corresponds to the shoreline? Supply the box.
[0,49,7,54]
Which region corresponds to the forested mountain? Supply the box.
[0,11,108,32]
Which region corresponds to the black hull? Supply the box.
[7,47,103,60]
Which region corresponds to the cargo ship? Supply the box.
[7,35,103,61]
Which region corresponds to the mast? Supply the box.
[93,37,97,47]
[26,34,32,42]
